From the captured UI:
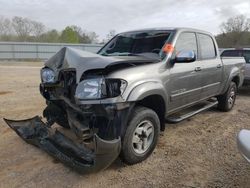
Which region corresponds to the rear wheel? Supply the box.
[120,106,160,165]
[217,82,237,112]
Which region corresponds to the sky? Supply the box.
[0,0,250,40]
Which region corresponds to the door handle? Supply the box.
[195,67,202,72]
[217,64,222,68]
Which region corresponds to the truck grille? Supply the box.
[59,70,76,102]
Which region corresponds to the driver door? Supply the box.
[168,32,203,112]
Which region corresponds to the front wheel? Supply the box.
[120,106,160,165]
[217,82,237,112]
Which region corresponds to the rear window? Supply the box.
[221,50,250,63]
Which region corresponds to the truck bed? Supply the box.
[221,56,246,88]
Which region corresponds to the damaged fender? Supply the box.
[3,116,121,173]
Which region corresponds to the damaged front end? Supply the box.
[3,47,135,173]
[4,100,132,173]
[4,116,121,173]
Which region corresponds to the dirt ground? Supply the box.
[0,62,250,188]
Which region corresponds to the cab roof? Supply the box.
[119,27,213,36]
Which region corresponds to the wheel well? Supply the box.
[136,95,166,131]
[232,76,240,88]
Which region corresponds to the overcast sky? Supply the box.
[1,0,250,39]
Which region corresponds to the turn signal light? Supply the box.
[163,44,174,53]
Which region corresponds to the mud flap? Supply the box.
[3,116,121,173]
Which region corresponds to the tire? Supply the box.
[120,106,160,165]
[217,82,237,112]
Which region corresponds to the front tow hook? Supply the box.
[3,116,121,173]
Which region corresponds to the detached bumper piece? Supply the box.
[3,116,121,173]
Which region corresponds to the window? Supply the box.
[243,50,250,64]
[198,34,216,59]
[221,50,241,57]
[175,32,197,56]
[98,31,171,57]
[221,50,250,64]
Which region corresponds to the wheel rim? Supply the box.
[132,120,154,155]
[228,87,236,108]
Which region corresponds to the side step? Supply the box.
[166,100,218,123]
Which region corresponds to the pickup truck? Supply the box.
[220,48,250,84]
[4,27,246,173]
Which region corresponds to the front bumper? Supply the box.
[4,77,133,173]
[4,116,121,173]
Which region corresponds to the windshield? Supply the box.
[98,30,172,58]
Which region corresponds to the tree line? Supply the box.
[0,16,116,44]
[0,15,250,47]
[216,14,250,48]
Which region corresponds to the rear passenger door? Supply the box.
[197,33,223,99]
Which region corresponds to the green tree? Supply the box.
[60,26,79,43]
[69,25,98,43]
[0,15,99,44]
[39,29,60,43]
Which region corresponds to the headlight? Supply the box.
[41,68,55,83]
[76,78,104,99]
[75,78,127,100]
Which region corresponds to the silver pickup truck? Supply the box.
[221,48,250,84]
[4,28,246,173]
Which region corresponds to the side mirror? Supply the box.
[175,50,196,63]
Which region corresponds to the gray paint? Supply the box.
[45,47,160,83]
[246,64,250,81]
[220,48,250,83]
[237,129,250,162]
[43,28,246,116]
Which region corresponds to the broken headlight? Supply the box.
[41,68,55,83]
[75,78,127,100]
[76,78,104,99]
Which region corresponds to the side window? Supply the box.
[243,50,250,64]
[198,34,216,59]
[175,32,197,57]
[221,50,241,57]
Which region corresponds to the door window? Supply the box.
[243,50,250,64]
[198,34,216,59]
[175,32,198,57]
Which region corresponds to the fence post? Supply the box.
[36,44,39,60]
[11,43,15,60]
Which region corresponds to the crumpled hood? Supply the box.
[45,47,159,83]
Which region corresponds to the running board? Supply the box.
[166,100,218,123]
